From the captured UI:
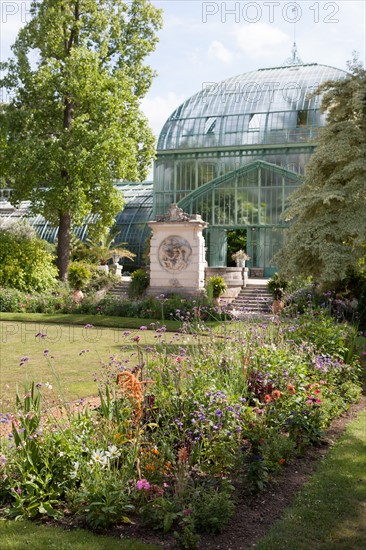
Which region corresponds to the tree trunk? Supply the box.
[57,211,71,281]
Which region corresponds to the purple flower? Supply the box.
[19,356,29,365]
[84,324,94,329]
[139,326,148,330]
[35,332,47,339]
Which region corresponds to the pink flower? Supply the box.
[136,478,150,491]
[183,509,192,516]
[133,335,141,342]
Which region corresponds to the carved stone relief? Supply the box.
[158,236,192,273]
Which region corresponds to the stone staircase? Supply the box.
[229,285,272,315]
[107,277,131,299]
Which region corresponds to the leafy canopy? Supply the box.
[0,0,162,279]
[276,56,366,285]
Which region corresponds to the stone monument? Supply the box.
[148,204,208,296]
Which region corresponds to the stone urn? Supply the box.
[72,289,84,303]
[272,299,284,315]
[236,259,246,268]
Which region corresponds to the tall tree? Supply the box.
[0,0,162,280]
[275,57,366,285]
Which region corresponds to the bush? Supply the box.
[68,262,92,290]
[0,227,57,292]
[129,269,149,299]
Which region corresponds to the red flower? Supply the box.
[272,390,281,400]
[264,394,272,403]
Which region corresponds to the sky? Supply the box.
[1,0,365,140]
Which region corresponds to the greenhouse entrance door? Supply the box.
[246,227,283,278]
[178,160,300,276]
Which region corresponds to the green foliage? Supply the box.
[190,486,235,534]
[206,276,227,299]
[85,231,136,266]
[68,261,92,290]
[0,284,74,313]
[276,57,366,285]
[0,229,57,292]
[1,0,162,279]
[129,269,150,298]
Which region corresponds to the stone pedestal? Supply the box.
[148,204,208,296]
[110,263,122,278]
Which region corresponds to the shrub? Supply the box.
[129,269,150,299]
[68,262,92,290]
[0,228,57,292]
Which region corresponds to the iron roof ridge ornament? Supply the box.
[283,41,304,66]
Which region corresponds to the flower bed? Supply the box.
[0,312,364,548]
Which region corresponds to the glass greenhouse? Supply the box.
[0,59,346,276]
[0,182,153,267]
[154,62,346,275]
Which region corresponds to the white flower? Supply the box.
[70,461,79,479]
[106,445,120,459]
[89,449,108,468]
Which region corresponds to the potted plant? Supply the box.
[207,275,227,306]
[231,250,250,268]
[86,232,136,273]
[68,261,92,303]
[267,273,289,314]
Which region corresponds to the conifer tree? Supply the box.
[276,57,366,285]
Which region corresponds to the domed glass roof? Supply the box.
[158,63,346,150]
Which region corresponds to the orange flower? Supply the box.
[145,464,156,471]
[287,384,296,395]
[178,447,188,464]
[272,390,281,399]
[279,458,286,465]
[116,371,153,425]
[264,394,272,403]
[150,448,159,455]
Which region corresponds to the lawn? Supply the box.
[0,319,195,412]
[0,519,160,550]
[254,407,366,550]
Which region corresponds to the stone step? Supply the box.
[107,279,131,299]
[229,286,273,314]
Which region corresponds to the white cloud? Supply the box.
[236,23,289,58]
[208,40,233,63]
[141,91,185,137]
